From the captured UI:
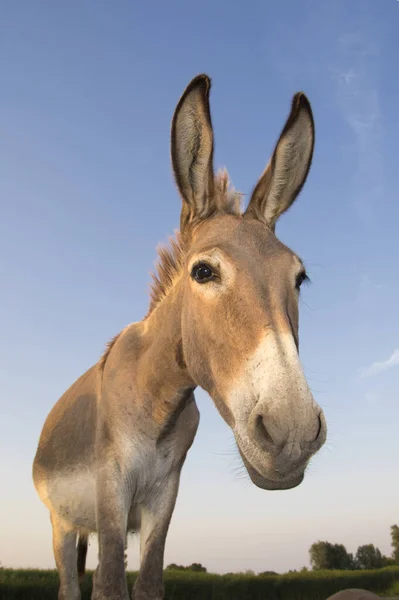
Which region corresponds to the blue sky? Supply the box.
[1,0,399,574]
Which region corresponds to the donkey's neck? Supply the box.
[132,284,195,429]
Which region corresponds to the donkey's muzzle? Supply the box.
[249,407,325,457]
[242,399,327,489]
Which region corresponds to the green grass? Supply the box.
[2,566,399,600]
[381,579,399,597]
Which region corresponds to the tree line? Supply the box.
[309,525,399,571]
[164,525,399,574]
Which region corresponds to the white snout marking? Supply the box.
[227,331,321,479]
[227,331,316,419]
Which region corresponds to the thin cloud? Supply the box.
[333,33,383,225]
[360,349,399,378]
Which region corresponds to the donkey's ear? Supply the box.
[171,74,215,233]
[244,93,314,230]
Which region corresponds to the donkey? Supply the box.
[33,74,327,600]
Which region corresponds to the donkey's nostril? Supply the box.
[255,414,275,446]
[313,414,323,443]
[255,415,273,444]
[250,409,289,452]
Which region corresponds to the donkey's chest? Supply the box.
[121,400,198,494]
[126,444,179,531]
[129,441,179,498]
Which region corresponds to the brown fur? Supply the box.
[99,332,122,370]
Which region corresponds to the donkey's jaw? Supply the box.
[238,447,305,490]
[235,431,309,490]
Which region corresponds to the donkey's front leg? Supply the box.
[132,472,181,600]
[92,459,132,600]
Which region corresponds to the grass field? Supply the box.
[2,566,399,600]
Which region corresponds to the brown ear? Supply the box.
[244,93,315,230]
[171,74,215,233]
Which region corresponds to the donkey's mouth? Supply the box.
[237,446,305,491]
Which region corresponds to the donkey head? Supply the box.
[169,74,326,490]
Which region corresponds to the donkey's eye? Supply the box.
[191,262,215,283]
[295,271,309,290]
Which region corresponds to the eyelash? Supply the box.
[296,272,310,290]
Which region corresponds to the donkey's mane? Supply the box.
[147,169,242,316]
[99,170,241,369]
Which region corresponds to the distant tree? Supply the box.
[165,562,207,573]
[188,563,207,573]
[300,566,309,572]
[258,571,278,576]
[382,555,396,567]
[336,545,355,570]
[309,541,354,570]
[355,544,384,570]
[166,563,185,571]
[391,525,399,564]
[310,541,329,570]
